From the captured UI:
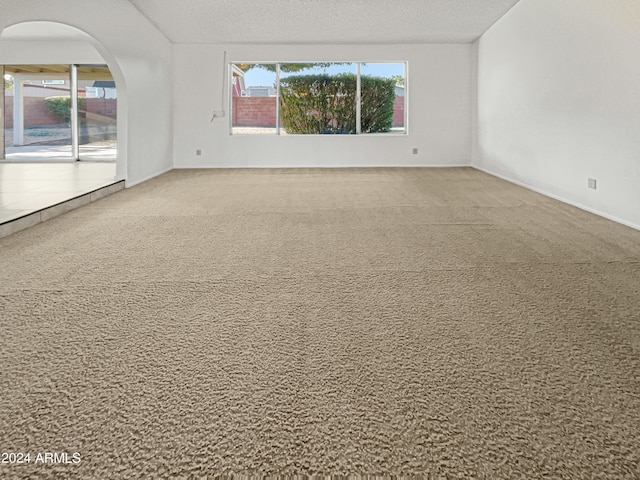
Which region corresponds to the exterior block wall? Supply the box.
[85,98,117,121]
[4,97,63,128]
[233,97,277,127]
[392,96,404,128]
[3,97,117,129]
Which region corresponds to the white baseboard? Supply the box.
[473,166,640,232]
[174,163,472,169]
[125,166,174,188]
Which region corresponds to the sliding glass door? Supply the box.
[1,64,116,162]
[3,65,72,160]
[76,65,117,161]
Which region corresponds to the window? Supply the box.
[231,63,277,135]
[360,63,405,134]
[230,62,406,135]
[279,63,357,135]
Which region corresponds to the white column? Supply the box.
[13,76,24,146]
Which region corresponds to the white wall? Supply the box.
[0,39,104,64]
[474,0,640,229]
[173,44,472,168]
[0,0,174,186]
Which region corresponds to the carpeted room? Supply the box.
[2,0,640,479]
[2,167,640,478]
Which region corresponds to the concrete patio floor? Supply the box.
[3,144,117,162]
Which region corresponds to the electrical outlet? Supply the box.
[412,148,418,155]
[196,149,202,156]
[588,178,597,190]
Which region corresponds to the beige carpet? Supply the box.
[1,167,639,479]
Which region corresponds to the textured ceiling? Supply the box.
[128,0,521,44]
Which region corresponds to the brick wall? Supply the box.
[3,97,117,129]
[233,96,405,130]
[233,97,277,127]
[393,96,405,128]
[4,97,64,128]
[4,96,12,128]
[85,98,117,121]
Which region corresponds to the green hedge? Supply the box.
[44,96,86,122]
[279,73,395,134]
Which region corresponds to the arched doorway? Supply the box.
[0,22,128,229]
[0,22,125,174]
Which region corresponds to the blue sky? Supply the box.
[241,63,405,88]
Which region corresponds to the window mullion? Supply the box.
[356,63,361,135]
[276,63,281,136]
